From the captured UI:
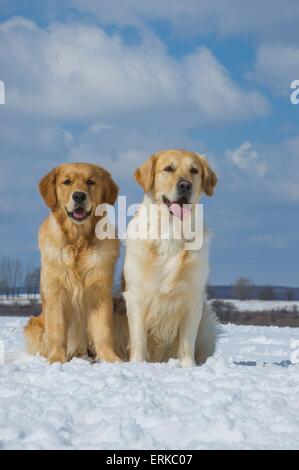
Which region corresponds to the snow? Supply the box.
[2,297,298,312]
[0,295,40,305]
[0,316,299,450]
[2,297,299,312]
[217,299,299,312]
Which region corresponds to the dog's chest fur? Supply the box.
[43,240,102,283]
[140,224,209,291]
[124,194,211,352]
[40,215,113,305]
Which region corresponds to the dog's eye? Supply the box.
[87,179,95,186]
[190,167,199,174]
[63,179,71,185]
[163,166,174,172]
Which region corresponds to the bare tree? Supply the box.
[0,256,24,299]
[0,278,9,299]
[207,284,215,300]
[286,289,294,301]
[31,268,40,299]
[25,264,34,299]
[233,277,252,300]
[11,257,23,298]
[259,286,276,301]
[0,256,12,299]
[25,265,40,299]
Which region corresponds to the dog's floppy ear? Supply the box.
[92,165,119,206]
[105,175,119,205]
[134,155,156,192]
[197,154,217,197]
[39,167,58,209]
[104,171,119,206]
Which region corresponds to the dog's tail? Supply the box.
[24,312,47,357]
[195,303,221,365]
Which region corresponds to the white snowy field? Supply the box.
[220,299,299,312]
[1,297,299,312]
[0,295,40,305]
[0,317,299,450]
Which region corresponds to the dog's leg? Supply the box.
[124,291,147,362]
[178,297,204,368]
[24,312,47,356]
[45,287,69,364]
[87,296,122,363]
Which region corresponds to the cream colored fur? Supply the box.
[122,150,219,367]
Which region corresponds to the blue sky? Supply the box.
[0,0,299,286]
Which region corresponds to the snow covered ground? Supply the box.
[0,316,299,450]
[220,299,299,312]
[0,295,40,305]
[2,297,299,312]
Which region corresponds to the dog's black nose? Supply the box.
[177,179,192,193]
[72,192,87,204]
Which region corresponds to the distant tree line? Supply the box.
[0,256,296,303]
[0,256,40,299]
[232,277,294,301]
[207,278,296,301]
[211,300,299,328]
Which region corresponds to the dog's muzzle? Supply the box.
[177,178,192,197]
[66,191,92,221]
[66,207,92,221]
[162,195,191,220]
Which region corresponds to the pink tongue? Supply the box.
[73,209,86,220]
[170,203,191,220]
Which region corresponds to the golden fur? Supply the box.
[24,163,121,364]
[121,149,219,367]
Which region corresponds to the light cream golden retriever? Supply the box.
[24,163,121,364]
[121,149,219,367]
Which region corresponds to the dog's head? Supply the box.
[39,163,118,225]
[135,150,217,219]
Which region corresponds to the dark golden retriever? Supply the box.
[24,163,121,364]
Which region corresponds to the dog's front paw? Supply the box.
[130,353,146,363]
[180,356,196,368]
[97,350,123,363]
[48,349,68,364]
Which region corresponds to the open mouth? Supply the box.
[162,196,191,220]
[66,207,92,221]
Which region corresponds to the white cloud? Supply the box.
[224,136,299,202]
[226,142,267,177]
[253,44,299,95]
[72,0,299,41]
[0,17,268,127]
